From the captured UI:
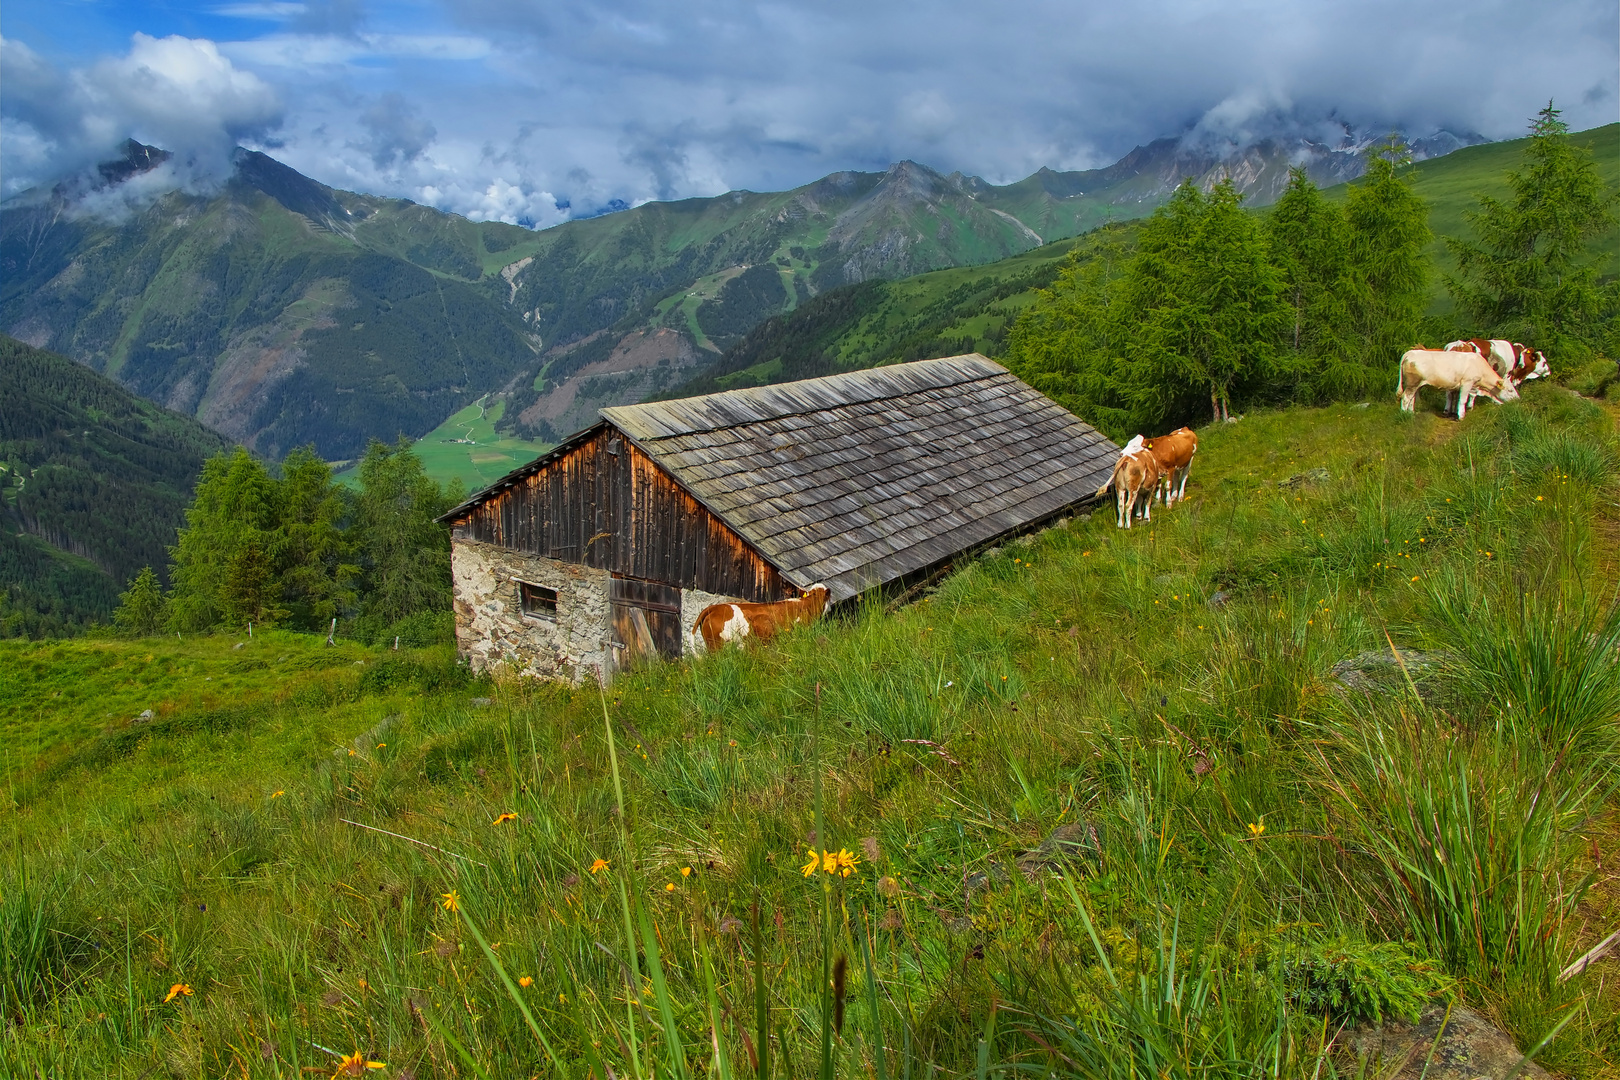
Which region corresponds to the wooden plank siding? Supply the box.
[451,425,793,603]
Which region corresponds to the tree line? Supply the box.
[1003,106,1618,437]
[114,439,458,643]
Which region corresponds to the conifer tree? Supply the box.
[1269,167,1351,373]
[274,447,358,628]
[351,438,454,631]
[113,566,168,637]
[1001,238,1133,437]
[1128,178,1284,422]
[1342,135,1431,393]
[1446,102,1618,358]
[166,448,282,631]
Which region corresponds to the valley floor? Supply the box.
[4,386,1619,1078]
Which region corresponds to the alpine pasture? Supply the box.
[5,385,1618,1078]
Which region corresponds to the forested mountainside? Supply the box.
[0,335,233,637]
[666,124,1620,407]
[3,123,1483,457]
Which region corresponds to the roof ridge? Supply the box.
[602,354,1004,442]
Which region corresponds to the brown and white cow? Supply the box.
[1096,441,1162,528]
[1398,349,1519,419]
[693,584,830,652]
[1144,427,1198,506]
[1443,339,1551,413]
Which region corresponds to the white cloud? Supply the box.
[0,33,282,197]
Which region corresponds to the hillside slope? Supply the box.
[4,387,1616,1076]
[0,334,234,636]
[667,124,1620,402]
[3,123,1488,459]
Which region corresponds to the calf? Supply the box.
[1398,349,1519,419]
[1144,427,1198,506]
[1096,445,1162,528]
[693,584,830,652]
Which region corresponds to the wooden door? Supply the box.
[609,576,683,670]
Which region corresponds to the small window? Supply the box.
[519,582,558,620]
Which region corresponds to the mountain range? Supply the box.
[1,122,1485,460]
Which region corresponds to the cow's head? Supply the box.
[1482,372,1521,403]
[1523,348,1551,381]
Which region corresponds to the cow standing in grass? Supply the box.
[1145,427,1198,506]
[1097,441,1162,529]
[693,584,830,652]
[1397,349,1519,418]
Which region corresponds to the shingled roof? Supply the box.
[597,354,1117,600]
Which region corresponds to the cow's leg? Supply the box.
[1456,386,1471,420]
[1176,465,1191,503]
[1116,485,1128,528]
[1444,389,1457,416]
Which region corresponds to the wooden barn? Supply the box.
[439,354,1119,681]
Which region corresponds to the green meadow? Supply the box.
[337,397,551,493]
[4,385,1619,1078]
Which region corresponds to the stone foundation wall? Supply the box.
[451,539,612,682]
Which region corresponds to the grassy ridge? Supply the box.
[4,386,1618,1076]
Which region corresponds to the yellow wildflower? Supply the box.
[835,848,861,878]
[665,883,676,892]
[492,812,518,825]
[518,976,533,988]
[271,791,284,798]
[680,866,692,877]
[802,849,820,877]
[333,1049,387,1076]
[590,858,609,874]
[162,983,193,1003]
[441,890,460,912]
[1247,820,1266,838]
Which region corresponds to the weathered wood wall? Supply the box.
[449,426,792,603]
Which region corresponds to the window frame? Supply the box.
[517,580,559,621]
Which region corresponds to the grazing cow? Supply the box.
[1143,427,1198,506]
[1097,445,1162,528]
[1398,349,1519,419]
[693,584,830,652]
[1443,339,1552,413]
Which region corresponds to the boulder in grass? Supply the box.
[1329,648,1454,695]
[1016,820,1102,878]
[1345,1003,1551,1080]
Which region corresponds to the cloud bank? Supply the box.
[2,0,1614,223]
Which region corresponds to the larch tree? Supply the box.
[166,448,283,631]
[112,566,168,637]
[1269,167,1351,377]
[1343,135,1431,394]
[351,438,455,631]
[1446,101,1618,359]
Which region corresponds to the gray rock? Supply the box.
[1207,590,1232,609]
[1345,1003,1550,1080]
[1330,648,1454,694]
[232,642,245,650]
[470,697,493,707]
[1278,467,1332,489]
[1016,820,1102,878]
[136,709,154,722]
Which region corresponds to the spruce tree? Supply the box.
[1446,102,1618,358]
[1343,136,1431,394]
[113,566,168,637]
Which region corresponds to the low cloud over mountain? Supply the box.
[1,0,1614,224]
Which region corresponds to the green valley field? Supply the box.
[4,384,1618,1077]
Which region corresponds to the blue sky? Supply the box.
[4,0,1616,226]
